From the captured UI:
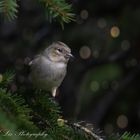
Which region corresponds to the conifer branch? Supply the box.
[0,0,75,27]
[39,0,75,28]
[0,71,139,140]
[0,88,38,132]
[0,0,18,20]
[0,70,15,87]
[120,132,140,140]
[109,132,140,140]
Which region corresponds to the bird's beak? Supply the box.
[65,53,74,60]
[68,53,74,58]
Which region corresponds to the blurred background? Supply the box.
[0,0,140,136]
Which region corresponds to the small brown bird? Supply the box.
[29,41,73,97]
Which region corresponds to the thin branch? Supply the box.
[72,122,103,140]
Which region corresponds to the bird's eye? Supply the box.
[57,48,63,53]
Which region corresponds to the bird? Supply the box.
[29,41,73,97]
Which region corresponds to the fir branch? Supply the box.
[108,132,140,140]
[0,70,15,87]
[0,0,75,27]
[0,110,17,133]
[31,90,61,127]
[120,132,140,140]
[0,0,18,20]
[29,90,90,140]
[0,88,38,132]
[39,0,75,28]
[0,110,18,140]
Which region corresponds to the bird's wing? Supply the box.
[28,54,40,66]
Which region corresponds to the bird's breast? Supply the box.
[41,58,67,81]
[30,56,67,91]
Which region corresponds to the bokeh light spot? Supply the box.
[97,18,107,28]
[90,81,100,92]
[126,58,137,67]
[104,124,114,135]
[80,10,89,20]
[117,114,128,129]
[110,26,120,38]
[93,50,99,58]
[121,40,130,51]
[79,46,91,59]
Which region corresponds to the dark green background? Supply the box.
[0,0,140,135]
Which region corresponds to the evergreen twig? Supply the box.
[0,71,140,140]
[39,0,75,28]
[0,0,18,20]
[0,0,75,27]
[120,132,140,140]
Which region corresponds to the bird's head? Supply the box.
[43,41,73,64]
